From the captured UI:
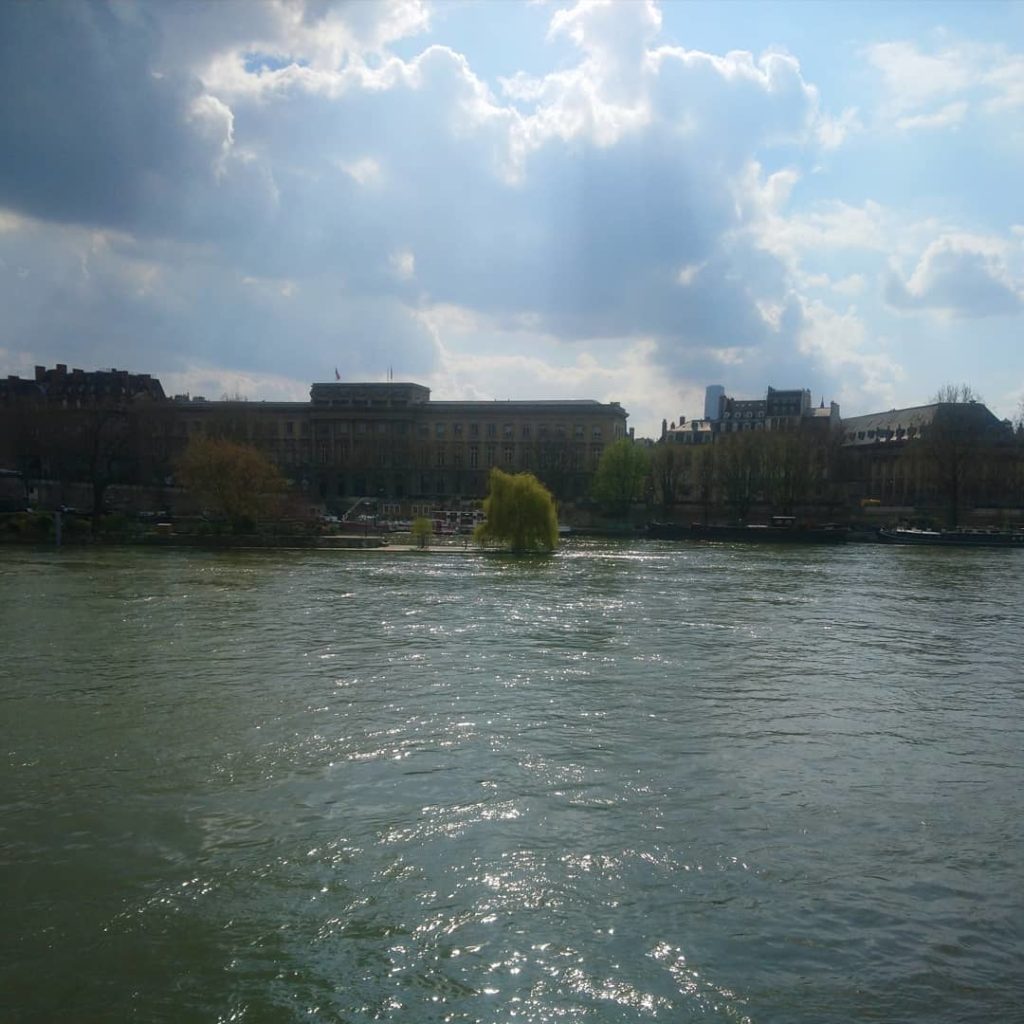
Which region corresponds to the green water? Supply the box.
[2,542,1022,1022]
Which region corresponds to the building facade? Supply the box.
[839,401,1016,510]
[663,384,840,444]
[655,382,1021,520]
[1,368,629,510]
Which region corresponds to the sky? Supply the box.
[2,0,1023,437]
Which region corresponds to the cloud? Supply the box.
[832,274,867,297]
[0,3,229,229]
[0,0,929,434]
[894,100,968,132]
[885,236,1023,318]
[865,38,1024,131]
[866,41,972,116]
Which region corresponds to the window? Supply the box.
[469,423,480,438]
[417,423,429,438]
[436,449,445,467]
[453,423,463,437]
[574,424,584,439]
[592,427,603,440]
[436,423,446,438]
[486,423,497,438]
[521,424,531,439]
[486,444,496,466]
[469,446,479,468]
[504,446,514,465]
[503,423,514,439]
[286,421,294,435]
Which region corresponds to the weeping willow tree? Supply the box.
[474,468,558,552]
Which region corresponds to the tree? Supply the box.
[474,467,558,552]
[590,439,650,516]
[650,443,683,510]
[176,436,287,531]
[410,516,432,548]
[717,432,763,522]
[0,399,45,504]
[921,383,998,527]
[688,444,717,525]
[932,382,982,405]
[762,430,819,514]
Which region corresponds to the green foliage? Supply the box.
[5,511,52,539]
[176,436,287,532]
[474,468,558,552]
[410,516,433,548]
[591,439,650,515]
[96,513,134,536]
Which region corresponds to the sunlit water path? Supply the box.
[2,542,1022,1023]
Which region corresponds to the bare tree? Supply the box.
[650,443,683,510]
[920,387,1001,527]
[932,382,982,405]
[717,432,763,522]
[762,430,818,514]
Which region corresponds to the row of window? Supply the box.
[315,443,605,468]
[184,418,620,442]
[848,426,919,442]
[418,422,608,441]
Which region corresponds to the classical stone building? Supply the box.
[1,368,629,510]
[839,401,1017,513]
[172,381,629,506]
[655,382,1022,521]
[0,363,166,404]
[662,384,841,443]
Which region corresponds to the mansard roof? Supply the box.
[841,402,1007,446]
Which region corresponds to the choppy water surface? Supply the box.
[2,541,1022,1023]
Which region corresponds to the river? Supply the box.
[1,541,1022,1023]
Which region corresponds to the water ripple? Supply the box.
[1,543,1022,1022]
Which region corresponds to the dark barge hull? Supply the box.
[647,523,848,544]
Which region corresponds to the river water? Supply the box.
[2,541,1022,1023]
